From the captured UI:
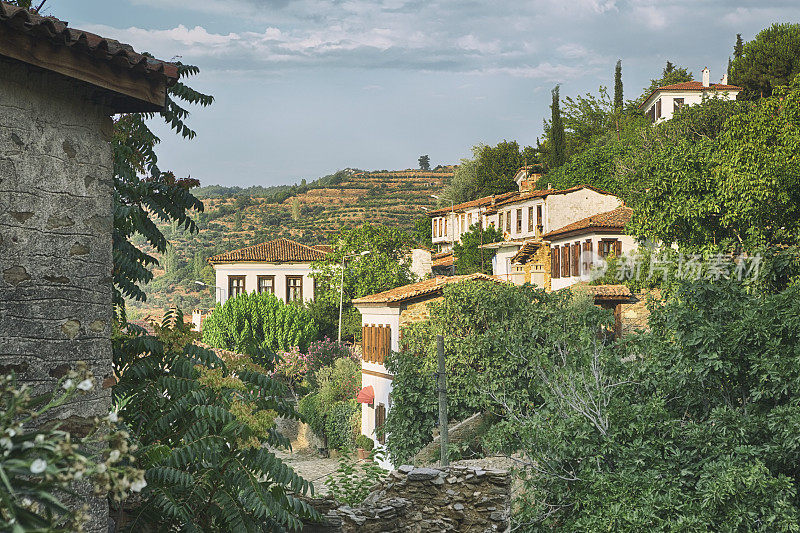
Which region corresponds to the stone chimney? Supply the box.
[721,72,728,85]
[702,67,710,87]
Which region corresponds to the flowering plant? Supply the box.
[0,363,144,532]
[305,337,356,388]
[272,347,310,395]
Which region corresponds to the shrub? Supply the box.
[356,434,374,451]
[305,337,356,387]
[324,450,387,506]
[273,346,310,395]
[202,291,318,355]
[325,401,359,451]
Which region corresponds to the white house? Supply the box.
[640,68,742,124]
[543,206,637,291]
[352,273,504,451]
[207,237,330,304]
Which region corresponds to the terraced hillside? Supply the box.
[127,169,451,319]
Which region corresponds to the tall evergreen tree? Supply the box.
[548,86,566,170]
[418,154,431,170]
[614,59,622,109]
[734,33,744,59]
[614,59,623,109]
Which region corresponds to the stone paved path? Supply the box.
[274,448,339,495]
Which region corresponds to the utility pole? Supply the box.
[437,335,449,467]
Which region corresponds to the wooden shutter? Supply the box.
[562,246,570,277]
[375,404,386,444]
[551,246,559,279]
[572,243,580,275]
[614,240,622,257]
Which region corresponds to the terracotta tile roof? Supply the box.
[639,81,742,109]
[432,251,454,268]
[0,3,178,80]
[208,238,330,264]
[352,273,505,305]
[493,184,616,209]
[543,206,633,240]
[510,241,547,264]
[313,244,334,253]
[565,282,632,301]
[427,191,518,217]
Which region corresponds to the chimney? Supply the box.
[721,72,728,85]
[702,67,710,88]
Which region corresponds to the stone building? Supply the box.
[0,3,177,530]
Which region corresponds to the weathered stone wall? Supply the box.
[0,57,115,531]
[413,412,487,466]
[399,296,442,329]
[619,289,658,336]
[305,465,511,533]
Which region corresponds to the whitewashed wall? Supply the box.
[549,232,638,291]
[213,262,315,304]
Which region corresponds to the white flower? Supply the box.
[107,412,119,423]
[21,441,34,450]
[0,437,11,451]
[34,434,44,444]
[96,463,107,474]
[6,428,16,437]
[76,379,93,391]
[130,478,147,492]
[30,459,47,474]
[108,450,120,462]
[74,469,83,480]
[62,379,74,390]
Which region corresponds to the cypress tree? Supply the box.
[734,33,744,59]
[549,85,566,169]
[614,59,623,109]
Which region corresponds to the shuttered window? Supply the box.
[582,240,593,272]
[551,246,560,279]
[572,242,581,276]
[528,207,534,232]
[228,276,245,298]
[361,324,391,364]
[600,238,620,258]
[561,246,570,277]
[375,404,386,444]
[516,209,523,233]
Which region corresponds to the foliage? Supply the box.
[452,223,503,275]
[614,59,623,110]
[355,434,374,451]
[418,155,431,170]
[272,347,310,396]
[202,291,318,355]
[305,337,357,389]
[485,278,800,530]
[411,216,433,248]
[113,309,318,531]
[544,86,566,170]
[324,450,387,506]
[731,23,800,99]
[112,63,210,309]
[383,281,601,465]
[640,61,693,102]
[0,366,144,532]
[298,358,361,450]
[310,223,416,341]
[440,141,538,204]
[324,401,359,451]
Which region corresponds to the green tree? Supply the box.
[412,215,433,247]
[452,223,502,275]
[734,32,744,59]
[418,154,431,170]
[731,23,800,99]
[640,61,693,101]
[291,197,301,221]
[310,223,416,340]
[442,141,537,203]
[546,86,566,170]
[233,210,243,231]
[202,292,318,354]
[614,59,623,110]
[162,243,177,276]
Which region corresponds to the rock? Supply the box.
[408,467,439,481]
[453,503,464,511]
[398,465,414,474]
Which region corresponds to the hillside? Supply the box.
[127,168,452,319]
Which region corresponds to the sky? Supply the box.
[49,0,800,187]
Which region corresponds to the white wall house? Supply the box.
[352,273,504,459]
[543,206,637,291]
[207,237,329,305]
[640,68,742,124]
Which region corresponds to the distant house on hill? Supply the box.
[207,237,330,304]
[640,67,742,124]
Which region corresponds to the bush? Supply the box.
[356,434,374,451]
[324,449,387,506]
[273,346,310,396]
[202,291,318,355]
[305,337,356,387]
[325,401,359,451]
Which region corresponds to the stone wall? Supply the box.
[619,289,658,336]
[399,296,442,329]
[0,57,115,532]
[413,412,487,465]
[305,465,511,533]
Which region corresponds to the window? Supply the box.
[228,276,245,298]
[599,238,620,258]
[674,97,684,109]
[375,404,386,444]
[506,210,511,232]
[561,246,570,277]
[551,246,560,279]
[257,275,274,295]
[286,276,303,302]
[467,213,473,227]
[646,105,656,123]
[528,207,534,232]
[362,324,391,364]
[572,243,581,276]
[444,218,447,236]
[498,212,503,231]
[582,240,592,272]
[461,214,466,232]
[516,209,523,233]
[655,98,662,119]
[432,219,437,238]
[537,205,543,228]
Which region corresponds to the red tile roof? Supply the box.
[494,184,616,209]
[0,2,178,110]
[208,238,330,264]
[639,81,742,109]
[427,191,518,217]
[543,207,633,240]
[352,273,504,305]
[567,282,632,301]
[313,244,334,253]
[432,251,454,268]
